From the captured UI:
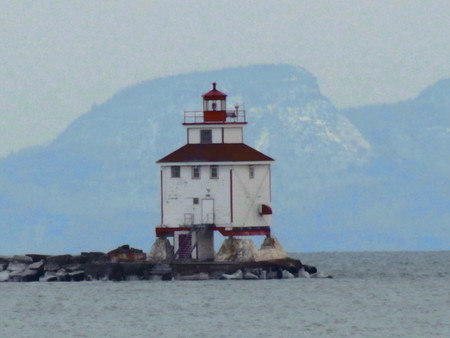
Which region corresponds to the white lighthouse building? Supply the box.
[155,83,274,261]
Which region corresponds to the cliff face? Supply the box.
[0,64,448,253]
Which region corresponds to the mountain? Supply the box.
[0,64,448,254]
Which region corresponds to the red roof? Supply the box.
[202,82,227,100]
[157,143,274,163]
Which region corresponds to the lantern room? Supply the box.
[202,82,227,122]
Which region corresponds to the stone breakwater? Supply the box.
[0,247,328,282]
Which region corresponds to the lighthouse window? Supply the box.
[171,166,180,178]
[192,166,201,179]
[200,129,212,144]
[249,165,255,179]
[210,165,218,179]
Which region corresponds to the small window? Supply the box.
[249,165,255,179]
[193,198,199,205]
[210,165,218,179]
[200,129,212,144]
[192,166,200,179]
[171,166,180,178]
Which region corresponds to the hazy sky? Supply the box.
[1,0,449,157]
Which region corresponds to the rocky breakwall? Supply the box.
[0,246,172,282]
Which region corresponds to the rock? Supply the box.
[216,238,258,262]
[0,270,9,282]
[147,238,174,262]
[256,236,288,261]
[80,252,107,263]
[178,272,209,280]
[39,273,58,282]
[25,254,48,262]
[7,262,28,273]
[44,263,60,272]
[28,260,44,270]
[46,254,73,267]
[282,270,295,279]
[303,265,317,274]
[56,269,70,281]
[21,269,40,282]
[298,267,311,278]
[12,255,33,264]
[107,245,146,262]
[221,269,243,280]
[64,264,83,272]
[266,270,280,279]
[244,271,259,280]
[69,271,85,282]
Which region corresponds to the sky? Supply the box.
[1,0,450,158]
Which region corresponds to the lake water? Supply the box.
[1,251,449,337]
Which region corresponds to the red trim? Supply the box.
[230,169,233,223]
[183,122,247,126]
[155,226,271,237]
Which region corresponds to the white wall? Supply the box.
[187,126,243,144]
[160,163,271,228]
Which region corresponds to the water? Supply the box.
[1,251,449,337]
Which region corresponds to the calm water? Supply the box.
[1,251,449,337]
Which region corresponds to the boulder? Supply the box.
[0,270,9,282]
[69,271,85,282]
[39,273,58,282]
[282,270,295,279]
[297,267,311,278]
[221,269,243,280]
[25,254,48,262]
[7,262,28,273]
[216,238,258,262]
[147,238,174,262]
[46,254,73,267]
[178,273,209,281]
[28,260,44,270]
[12,255,33,264]
[56,269,70,281]
[21,269,40,282]
[244,271,259,280]
[108,245,146,262]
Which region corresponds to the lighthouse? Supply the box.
[154,83,274,261]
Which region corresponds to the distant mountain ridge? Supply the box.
[0,65,448,254]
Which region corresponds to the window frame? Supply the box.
[200,129,212,144]
[210,165,219,179]
[171,166,180,178]
[192,166,201,179]
[249,165,255,179]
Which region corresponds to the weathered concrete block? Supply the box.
[216,238,258,262]
[147,238,174,262]
[256,236,288,261]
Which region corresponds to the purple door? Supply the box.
[178,234,192,259]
